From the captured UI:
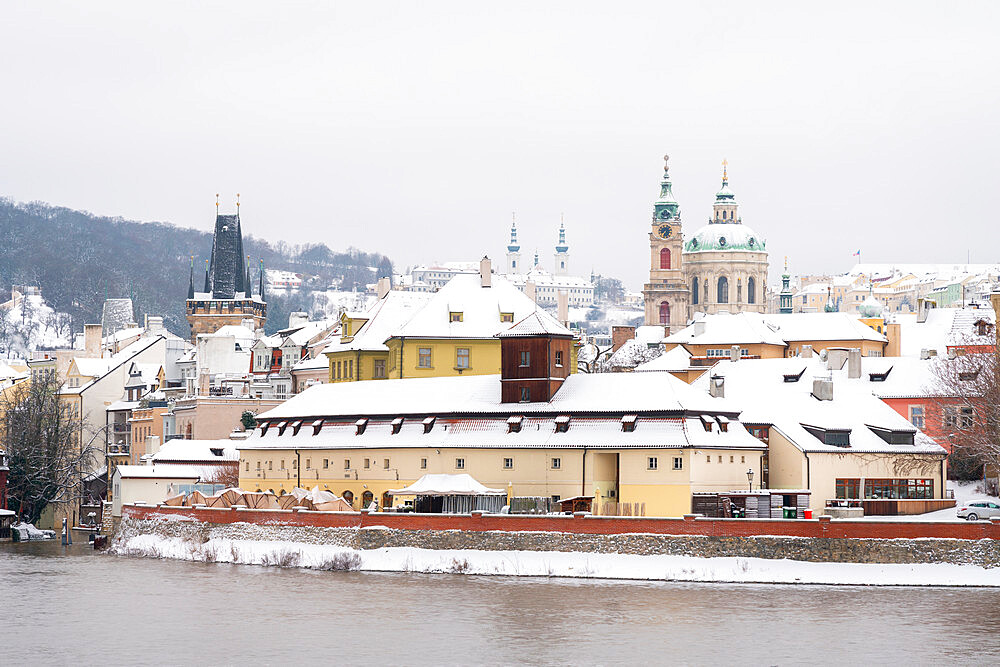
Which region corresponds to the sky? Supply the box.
[2,1,998,291]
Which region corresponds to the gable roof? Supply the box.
[498,310,572,338]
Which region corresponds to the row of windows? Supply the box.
[835,478,934,500]
[690,276,758,306]
[248,455,697,473]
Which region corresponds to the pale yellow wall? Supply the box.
[783,338,885,357]
[113,475,198,516]
[765,429,807,490]
[239,445,764,517]
[805,451,946,512]
[683,342,786,359]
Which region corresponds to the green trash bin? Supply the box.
[782,507,796,519]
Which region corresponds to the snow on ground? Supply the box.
[855,480,1000,522]
[115,534,1000,587]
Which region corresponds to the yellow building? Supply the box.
[240,323,766,518]
[327,260,577,383]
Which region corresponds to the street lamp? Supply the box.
[746,468,754,493]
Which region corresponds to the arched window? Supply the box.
[362,490,374,508]
[660,247,671,269]
[737,278,742,303]
[691,277,699,305]
[717,277,729,304]
[659,301,670,325]
[748,277,756,304]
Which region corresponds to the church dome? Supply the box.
[684,222,766,253]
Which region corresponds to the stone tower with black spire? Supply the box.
[185,195,267,342]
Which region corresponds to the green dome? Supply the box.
[684,222,766,253]
[858,294,884,318]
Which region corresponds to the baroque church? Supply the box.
[643,156,769,329]
[186,197,268,343]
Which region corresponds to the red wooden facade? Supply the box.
[500,334,572,404]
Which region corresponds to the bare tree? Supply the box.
[930,341,1000,480]
[0,374,98,523]
[204,465,240,489]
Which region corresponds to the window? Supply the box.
[520,387,531,402]
[418,348,432,368]
[555,416,570,432]
[659,301,670,325]
[555,350,563,367]
[706,455,711,463]
[456,348,470,369]
[245,461,250,472]
[748,276,756,304]
[647,457,658,470]
[364,458,370,469]
[621,415,637,432]
[551,457,561,470]
[691,277,699,305]
[503,457,513,470]
[519,350,530,367]
[455,458,465,470]
[717,455,722,463]
[836,478,861,499]
[673,457,683,470]
[737,279,742,303]
[268,461,273,470]
[280,459,285,469]
[449,312,463,322]
[717,276,729,304]
[730,456,734,463]
[305,459,311,469]
[500,312,514,323]
[944,407,957,428]
[660,247,671,269]
[373,359,386,379]
[420,458,427,469]
[740,456,745,463]
[384,458,390,470]
[960,407,974,429]
[256,461,261,470]
[348,359,354,378]
[864,478,934,500]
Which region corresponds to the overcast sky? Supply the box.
[2,2,997,290]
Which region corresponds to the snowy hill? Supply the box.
[0,292,72,359]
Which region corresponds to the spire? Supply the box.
[245,255,252,297]
[258,259,265,301]
[507,213,520,252]
[653,153,680,221]
[779,256,793,314]
[203,259,210,293]
[187,256,195,300]
[555,218,568,254]
[722,158,729,186]
[533,249,539,267]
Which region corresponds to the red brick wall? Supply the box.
[122,504,1000,541]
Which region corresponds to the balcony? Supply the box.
[107,444,130,456]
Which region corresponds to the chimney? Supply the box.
[920,348,930,360]
[145,316,164,336]
[885,322,901,357]
[480,256,492,288]
[709,375,725,398]
[801,344,813,358]
[376,277,391,299]
[729,345,740,362]
[812,377,834,401]
[525,280,536,303]
[288,312,308,329]
[826,348,848,370]
[198,370,210,396]
[147,435,161,458]
[557,290,569,326]
[847,348,862,379]
[611,326,636,354]
[693,320,706,336]
[84,324,102,357]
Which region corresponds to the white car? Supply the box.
[956,501,1000,521]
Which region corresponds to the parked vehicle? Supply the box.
[957,501,1000,521]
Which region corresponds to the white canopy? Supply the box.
[389,473,506,496]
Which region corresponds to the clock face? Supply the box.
[658,224,672,239]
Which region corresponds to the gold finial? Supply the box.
[722,159,729,183]
[663,154,670,173]
[784,255,788,272]
[236,193,240,208]
[215,193,219,209]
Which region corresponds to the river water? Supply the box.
[3,540,999,666]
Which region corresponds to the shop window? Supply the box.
[836,478,860,499]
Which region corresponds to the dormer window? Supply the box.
[391,417,404,434]
[312,419,324,436]
[554,415,571,433]
[291,420,304,435]
[209,448,224,457]
[260,422,270,436]
[422,417,436,433]
[507,416,523,433]
[802,424,851,447]
[276,421,289,436]
[959,369,980,381]
[783,368,806,383]
[716,415,729,432]
[699,415,714,432]
[621,415,637,432]
[868,425,915,445]
[500,312,514,323]
[355,418,368,435]
[869,367,892,382]
[449,312,463,323]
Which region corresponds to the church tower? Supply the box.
[779,258,793,314]
[506,217,522,274]
[642,155,690,330]
[185,196,267,343]
[553,220,570,276]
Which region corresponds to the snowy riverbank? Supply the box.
[113,533,1000,587]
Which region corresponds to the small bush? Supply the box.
[448,558,471,574]
[261,548,300,568]
[317,552,362,571]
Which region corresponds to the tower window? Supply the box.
[660,247,671,269]
[748,277,756,304]
[659,301,670,325]
[717,277,730,304]
[692,277,699,305]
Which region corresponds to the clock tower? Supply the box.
[642,154,689,330]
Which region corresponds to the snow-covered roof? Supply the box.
[73,357,114,378]
[864,357,943,400]
[691,357,947,455]
[393,274,543,340]
[113,464,203,480]
[635,345,692,372]
[665,312,885,348]
[684,221,765,253]
[389,473,505,496]
[764,313,886,343]
[256,370,739,421]
[329,291,432,353]
[497,310,572,338]
[152,439,239,463]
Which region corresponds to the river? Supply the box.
[2,540,999,665]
